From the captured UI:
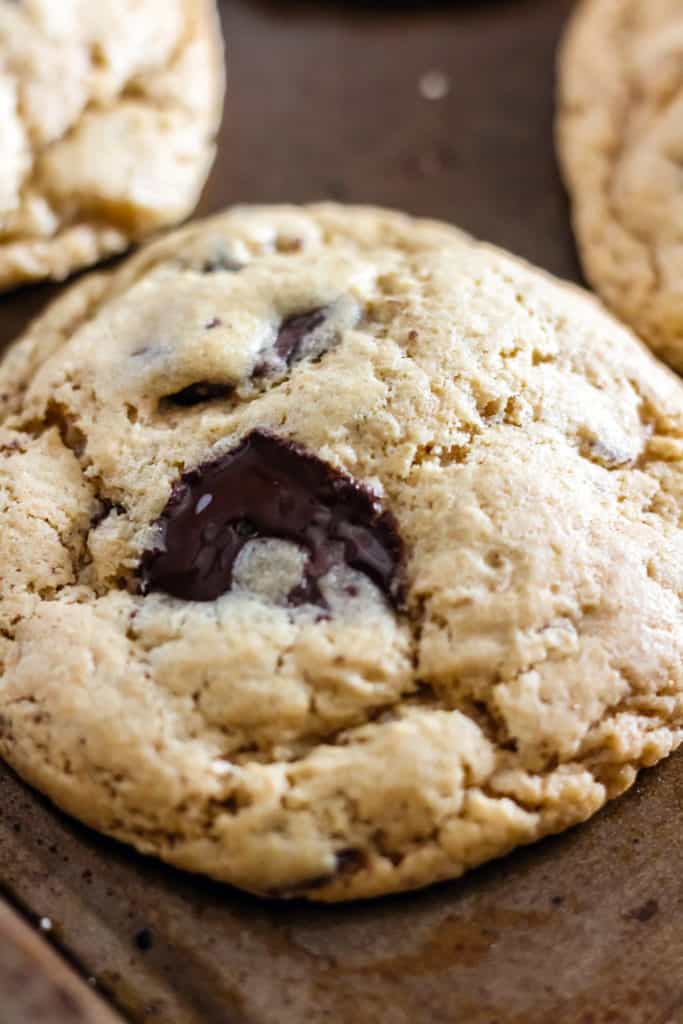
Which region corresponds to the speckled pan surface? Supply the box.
[2,0,682,1020]
[0,901,124,1023]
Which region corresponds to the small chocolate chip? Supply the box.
[1,439,25,458]
[134,928,154,951]
[91,499,125,529]
[253,307,330,379]
[201,252,243,274]
[265,850,366,897]
[275,308,327,365]
[161,381,233,408]
[335,849,366,876]
[205,317,222,330]
[139,430,403,606]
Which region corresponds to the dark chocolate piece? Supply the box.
[163,309,333,408]
[90,499,125,529]
[334,849,366,875]
[134,928,154,951]
[275,308,327,364]
[162,381,233,408]
[254,308,328,378]
[139,430,402,606]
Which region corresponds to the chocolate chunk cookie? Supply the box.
[2,203,683,901]
[557,0,683,371]
[0,0,224,289]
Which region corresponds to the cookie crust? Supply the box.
[1,204,683,901]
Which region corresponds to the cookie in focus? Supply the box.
[1,203,683,900]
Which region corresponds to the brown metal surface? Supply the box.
[0,901,124,1024]
[2,1,682,1022]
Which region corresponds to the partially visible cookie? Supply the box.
[557,0,683,372]
[0,0,224,290]
[2,203,683,902]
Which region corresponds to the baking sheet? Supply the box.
[0,900,124,1023]
[3,2,683,1022]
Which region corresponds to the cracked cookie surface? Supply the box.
[0,0,224,290]
[2,203,683,901]
[557,0,683,372]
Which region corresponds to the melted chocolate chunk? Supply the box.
[275,308,327,364]
[139,430,403,606]
[162,381,234,408]
[254,308,328,378]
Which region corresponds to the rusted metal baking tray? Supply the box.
[3,1,683,1022]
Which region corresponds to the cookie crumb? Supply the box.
[419,70,450,101]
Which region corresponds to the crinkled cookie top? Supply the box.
[0,0,224,289]
[558,0,683,371]
[1,203,683,901]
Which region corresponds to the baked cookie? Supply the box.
[1,203,683,902]
[0,0,224,290]
[557,0,683,372]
